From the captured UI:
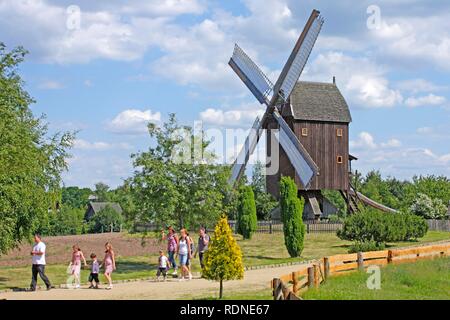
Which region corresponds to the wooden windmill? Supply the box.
[227,9,397,219]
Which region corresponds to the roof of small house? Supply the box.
[85,202,123,221]
[284,81,352,123]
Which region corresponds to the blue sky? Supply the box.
[1,0,449,188]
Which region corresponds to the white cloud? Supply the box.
[305,52,403,108]
[38,80,64,90]
[350,132,377,150]
[83,80,93,87]
[381,139,402,148]
[199,105,264,127]
[405,94,446,107]
[107,109,161,134]
[417,127,433,134]
[120,0,205,16]
[396,78,446,94]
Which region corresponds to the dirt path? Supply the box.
[0,264,305,300]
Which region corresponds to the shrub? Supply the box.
[236,186,257,239]
[410,193,447,219]
[88,205,124,233]
[279,176,305,257]
[348,240,385,253]
[337,208,428,247]
[203,215,244,299]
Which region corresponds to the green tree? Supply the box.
[109,179,137,228]
[236,186,257,239]
[50,206,85,235]
[251,161,277,220]
[203,215,244,299]
[0,44,73,254]
[88,205,124,233]
[279,176,305,257]
[61,186,92,209]
[94,182,110,202]
[131,114,231,229]
[410,193,447,219]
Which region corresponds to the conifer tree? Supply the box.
[236,185,257,239]
[280,176,305,257]
[203,215,244,299]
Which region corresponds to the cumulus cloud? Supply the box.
[350,132,377,149]
[199,105,264,127]
[107,109,161,134]
[73,139,132,150]
[405,94,446,107]
[395,78,447,94]
[38,80,64,90]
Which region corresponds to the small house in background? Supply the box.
[85,201,123,221]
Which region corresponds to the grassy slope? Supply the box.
[302,256,450,300]
[0,231,448,291]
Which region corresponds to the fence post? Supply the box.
[357,252,364,271]
[313,264,320,287]
[323,257,330,279]
[272,278,284,300]
[269,222,273,234]
[306,223,310,234]
[387,250,393,264]
[292,272,298,293]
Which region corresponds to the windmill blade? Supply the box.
[271,9,324,104]
[228,116,264,185]
[229,44,274,105]
[272,110,318,189]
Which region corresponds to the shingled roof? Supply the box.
[286,81,352,123]
[85,201,123,221]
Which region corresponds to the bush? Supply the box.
[88,205,124,233]
[236,186,257,239]
[337,209,428,247]
[348,240,385,253]
[279,176,305,257]
[410,193,447,219]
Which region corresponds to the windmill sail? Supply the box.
[272,110,318,189]
[229,44,274,105]
[271,10,324,103]
[228,116,263,185]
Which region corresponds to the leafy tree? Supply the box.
[279,176,305,257]
[410,193,447,219]
[404,175,450,210]
[203,215,244,299]
[93,182,110,202]
[109,179,137,228]
[50,206,85,235]
[61,186,92,209]
[88,205,124,233]
[322,189,346,217]
[0,44,73,254]
[251,161,278,220]
[131,114,231,229]
[236,186,257,239]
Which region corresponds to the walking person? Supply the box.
[161,226,178,276]
[156,250,170,282]
[103,242,116,290]
[176,229,192,281]
[88,253,100,289]
[69,245,87,289]
[185,231,194,280]
[194,227,210,269]
[30,234,52,291]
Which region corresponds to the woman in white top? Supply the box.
[176,228,192,281]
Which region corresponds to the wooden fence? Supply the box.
[228,220,342,234]
[427,219,450,232]
[272,241,450,300]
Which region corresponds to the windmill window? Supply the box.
[336,128,343,137]
[301,128,308,136]
[337,156,343,164]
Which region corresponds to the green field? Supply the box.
[0,231,448,291]
[302,256,450,300]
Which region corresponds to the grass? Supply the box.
[0,231,448,291]
[302,256,450,300]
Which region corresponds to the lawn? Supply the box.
[0,231,448,291]
[302,256,450,300]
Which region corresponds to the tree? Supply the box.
[203,215,244,299]
[61,186,92,209]
[251,161,278,220]
[109,179,137,228]
[236,186,257,239]
[50,206,85,235]
[88,205,124,233]
[410,193,447,219]
[279,176,305,257]
[0,44,73,254]
[94,182,110,202]
[131,114,231,229]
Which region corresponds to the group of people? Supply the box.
[30,233,116,291]
[159,226,210,281]
[29,226,210,291]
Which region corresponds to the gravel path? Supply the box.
[0,264,306,300]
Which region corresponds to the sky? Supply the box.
[1,0,449,188]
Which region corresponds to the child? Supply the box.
[70,245,87,289]
[88,253,100,289]
[156,250,170,282]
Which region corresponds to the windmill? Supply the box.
[228,9,324,212]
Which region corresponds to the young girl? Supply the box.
[161,226,178,276]
[176,229,192,281]
[102,242,116,290]
[70,245,87,289]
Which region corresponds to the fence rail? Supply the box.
[427,219,450,232]
[272,241,450,300]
